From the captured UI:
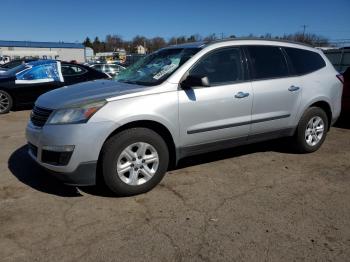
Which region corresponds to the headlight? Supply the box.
[47,101,106,125]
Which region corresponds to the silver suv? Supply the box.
[26,39,343,196]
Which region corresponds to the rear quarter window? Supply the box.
[284,47,326,75]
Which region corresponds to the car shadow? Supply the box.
[12,104,34,112]
[334,114,350,129]
[177,138,293,169]
[8,139,295,197]
[8,145,82,197]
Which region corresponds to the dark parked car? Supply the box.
[342,67,350,113]
[0,60,109,114]
[90,63,125,77]
[0,59,38,72]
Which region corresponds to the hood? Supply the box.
[0,72,14,83]
[36,80,150,109]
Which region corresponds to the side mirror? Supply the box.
[181,74,210,88]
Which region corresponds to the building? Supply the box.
[85,47,94,62]
[0,40,86,63]
[135,45,147,54]
[95,49,127,63]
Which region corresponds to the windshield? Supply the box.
[114,48,200,86]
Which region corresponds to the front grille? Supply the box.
[31,106,53,127]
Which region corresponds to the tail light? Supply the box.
[337,74,344,84]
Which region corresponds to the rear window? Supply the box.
[246,46,289,80]
[284,47,326,75]
[61,65,87,76]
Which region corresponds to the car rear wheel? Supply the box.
[101,128,169,196]
[294,107,328,153]
[0,90,13,114]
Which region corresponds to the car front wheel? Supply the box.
[101,128,169,196]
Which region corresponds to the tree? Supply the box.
[177,36,187,44]
[168,37,178,45]
[187,34,202,42]
[92,37,102,53]
[105,34,124,51]
[204,33,217,42]
[83,37,93,48]
[282,32,330,46]
[132,35,148,49]
[149,37,166,52]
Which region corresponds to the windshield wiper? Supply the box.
[118,80,138,84]
[118,80,153,86]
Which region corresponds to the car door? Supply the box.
[14,63,62,104]
[61,64,89,85]
[245,45,302,136]
[178,47,253,153]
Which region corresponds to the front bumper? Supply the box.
[44,161,97,186]
[26,120,118,186]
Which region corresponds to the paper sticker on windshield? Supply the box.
[153,64,177,80]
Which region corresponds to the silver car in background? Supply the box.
[26,39,343,196]
[90,63,125,77]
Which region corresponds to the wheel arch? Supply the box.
[309,101,332,129]
[299,98,333,130]
[99,120,178,171]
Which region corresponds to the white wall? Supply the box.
[0,46,85,62]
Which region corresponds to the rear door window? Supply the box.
[284,47,326,75]
[246,46,289,80]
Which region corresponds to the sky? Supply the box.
[1,0,349,43]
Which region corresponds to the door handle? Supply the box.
[235,92,250,99]
[288,85,300,92]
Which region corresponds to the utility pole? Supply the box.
[302,24,308,38]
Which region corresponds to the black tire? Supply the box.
[0,90,13,114]
[294,107,329,153]
[101,128,169,196]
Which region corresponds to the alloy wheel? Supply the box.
[305,116,325,147]
[116,142,159,186]
[0,92,10,113]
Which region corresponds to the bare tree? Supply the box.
[105,35,124,51]
[84,30,331,55]
[204,33,217,42]
[149,37,166,52]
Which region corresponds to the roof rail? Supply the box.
[205,37,314,48]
